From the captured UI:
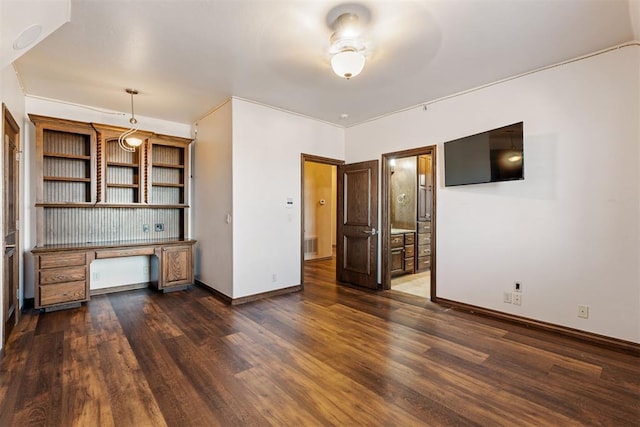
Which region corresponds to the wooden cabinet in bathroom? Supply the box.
[390,231,415,276]
[416,220,431,272]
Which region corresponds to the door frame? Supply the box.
[381,145,437,300]
[2,103,21,345]
[300,154,344,286]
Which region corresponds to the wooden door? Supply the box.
[337,160,378,289]
[159,245,194,289]
[3,105,20,344]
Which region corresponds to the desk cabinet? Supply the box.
[157,245,194,290]
[33,240,196,310]
[35,251,91,309]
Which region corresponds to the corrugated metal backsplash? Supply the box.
[43,207,182,245]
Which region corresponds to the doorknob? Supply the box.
[362,228,377,235]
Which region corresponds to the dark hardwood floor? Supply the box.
[1,257,639,426]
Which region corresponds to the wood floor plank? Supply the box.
[0,256,637,426]
[60,335,116,427]
[236,302,478,425]
[160,334,269,426]
[225,330,429,426]
[12,330,64,426]
[0,313,38,426]
[107,292,217,426]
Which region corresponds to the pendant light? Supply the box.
[118,89,143,152]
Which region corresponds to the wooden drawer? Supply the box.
[405,233,415,245]
[417,234,431,246]
[40,281,86,306]
[39,252,86,269]
[404,258,414,272]
[96,247,155,259]
[418,246,431,257]
[391,248,404,274]
[417,221,431,234]
[390,235,404,248]
[40,266,86,285]
[417,256,431,270]
[405,245,415,257]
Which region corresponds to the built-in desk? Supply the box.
[32,239,196,311]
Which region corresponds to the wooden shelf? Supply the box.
[152,182,184,188]
[106,183,139,188]
[44,176,91,183]
[153,163,185,169]
[44,152,91,160]
[107,161,139,168]
[36,202,96,208]
[37,202,190,208]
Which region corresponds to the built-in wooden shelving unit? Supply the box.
[31,115,192,245]
[30,114,195,311]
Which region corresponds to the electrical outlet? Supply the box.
[155,223,164,232]
[143,223,150,233]
[503,292,512,303]
[514,282,522,292]
[578,305,589,319]
[272,273,277,283]
[92,271,100,281]
[513,293,522,306]
[142,265,150,275]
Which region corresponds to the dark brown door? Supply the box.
[336,160,378,289]
[3,104,20,344]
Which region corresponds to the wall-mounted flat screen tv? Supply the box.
[444,122,524,187]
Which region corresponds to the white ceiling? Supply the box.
[5,0,639,127]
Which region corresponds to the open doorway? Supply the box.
[381,146,436,300]
[300,154,343,286]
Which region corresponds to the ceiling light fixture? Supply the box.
[329,13,366,80]
[13,24,42,50]
[118,89,143,152]
[331,49,365,79]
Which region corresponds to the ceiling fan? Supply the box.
[258,2,439,87]
[326,3,372,79]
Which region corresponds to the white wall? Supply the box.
[630,0,640,41]
[23,97,192,295]
[193,100,234,297]
[345,45,640,343]
[231,98,344,299]
[1,62,26,352]
[90,256,150,290]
